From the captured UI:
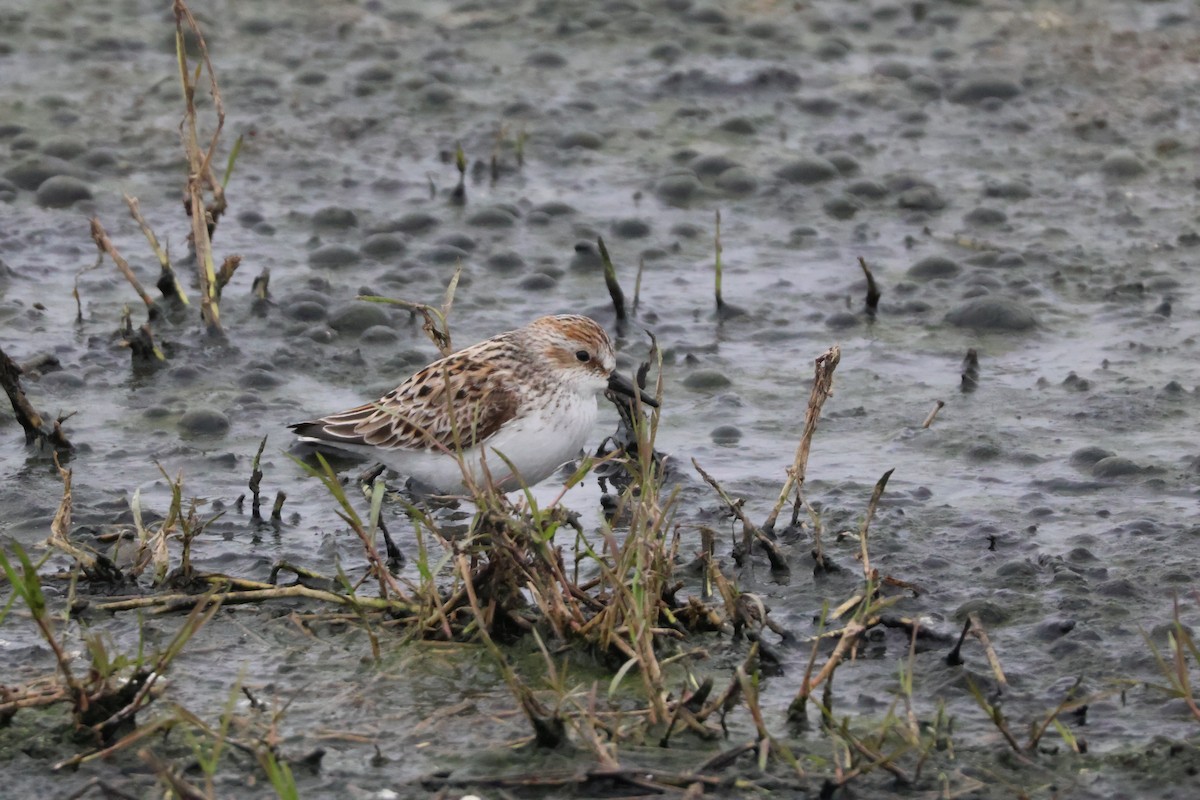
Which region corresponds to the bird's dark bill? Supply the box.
[607,372,659,407]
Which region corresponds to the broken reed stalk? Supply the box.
[94,582,415,614]
[968,612,1009,689]
[90,218,155,314]
[47,457,116,579]
[763,345,841,533]
[125,194,188,306]
[251,267,270,300]
[857,468,894,579]
[174,0,229,337]
[857,256,881,315]
[0,344,73,450]
[455,142,467,200]
[788,618,865,721]
[249,435,266,522]
[921,400,944,429]
[633,255,645,314]
[214,255,242,299]
[596,236,627,321]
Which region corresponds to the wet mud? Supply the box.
[3,0,1200,797]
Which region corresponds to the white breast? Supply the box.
[477,390,599,490]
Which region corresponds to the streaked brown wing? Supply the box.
[291,349,520,453]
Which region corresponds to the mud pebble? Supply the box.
[671,222,705,239]
[823,195,861,220]
[954,598,1010,625]
[486,251,525,273]
[311,206,358,230]
[995,560,1038,580]
[690,154,740,178]
[38,371,85,390]
[35,175,92,208]
[946,298,1037,331]
[328,303,390,335]
[825,311,860,329]
[897,185,945,211]
[533,201,576,217]
[295,70,326,86]
[845,179,888,199]
[385,212,440,234]
[82,151,115,172]
[467,206,518,227]
[284,301,328,323]
[687,5,729,24]
[527,50,567,68]
[4,156,80,190]
[418,84,456,108]
[656,173,702,205]
[710,425,742,445]
[984,180,1031,200]
[993,252,1026,269]
[437,233,477,252]
[361,233,407,260]
[1096,578,1138,598]
[824,152,861,176]
[714,167,757,196]
[360,325,400,344]
[1091,456,1141,478]
[1035,618,1076,641]
[569,242,603,271]
[41,135,88,160]
[717,116,757,135]
[948,77,1022,104]
[518,273,558,291]
[963,207,1007,226]
[612,218,651,239]
[873,60,911,81]
[308,244,362,269]
[901,76,940,101]
[239,369,282,390]
[776,157,839,184]
[908,255,960,280]
[1101,150,1147,179]
[178,408,230,437]
[683,369,732,390]
[418,244,469,265]
[815,36,851,61]
[357,64,394,83]
[305,326,336,343]
[649,42,682,62]
[557,130,604,149]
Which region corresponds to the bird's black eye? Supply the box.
[575,350,590,362]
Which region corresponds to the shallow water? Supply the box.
[3,0,1200,796]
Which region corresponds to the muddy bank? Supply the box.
[3,0,1200,797]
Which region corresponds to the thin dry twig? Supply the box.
[856,468,894,579]
[763,345,841,532]
[124,193,188,306]
[90,218,155,313]
[921,400,944,429]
